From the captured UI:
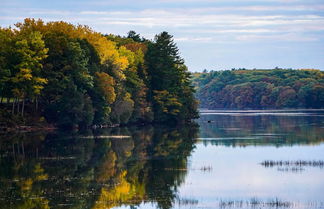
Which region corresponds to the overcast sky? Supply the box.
[1,0,324,71]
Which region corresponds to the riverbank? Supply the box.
[0,125,57,133]
[0,109,168,134]
[0,108,55,133]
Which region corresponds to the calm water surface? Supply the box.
[0,110,323,209]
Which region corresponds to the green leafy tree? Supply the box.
[0,28,14,102]
[11,31,48,115]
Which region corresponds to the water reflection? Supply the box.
[1,111,324,209]
[0,125,198,209]
[198,112,324,146]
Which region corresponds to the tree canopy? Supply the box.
[0,18,198,128]
[193,69,324,109]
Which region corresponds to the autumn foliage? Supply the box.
[193,69,324,109]
[0,19,198,128]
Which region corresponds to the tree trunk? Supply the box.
[12,98,15,114]
[17,98,20,114]
[36,97,38,112]
[0,97,3,104]
[21,141,25,159]
[17,142,20,155]
[12,143,16,163]
[22,98,25,117]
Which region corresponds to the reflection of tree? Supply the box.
[0,123,198,209]
[198,114,324,147]
[0,132,50,209]
[92,125,198,209]
[144,126,197,209]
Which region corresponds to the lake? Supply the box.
[0,110,323,209]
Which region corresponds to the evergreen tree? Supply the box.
[146,32,198,123]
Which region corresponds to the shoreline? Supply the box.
[0,121,172,134]
[0,124,57,134]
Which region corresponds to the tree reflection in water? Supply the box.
[198,114,324,147]
[0,124,198,209]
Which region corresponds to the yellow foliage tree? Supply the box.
[11,30,48,115]
[95,72,116,105]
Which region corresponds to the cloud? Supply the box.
[236,33,319,42]
[174,37,214,42]
[28,10,72,16]
[1,0,323,70]
[80,11,132,15]
[1,1,323,44]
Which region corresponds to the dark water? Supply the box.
[0,110,323,209]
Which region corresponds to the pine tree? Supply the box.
[146,32,198,123]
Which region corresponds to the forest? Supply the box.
[0,18,198,129]
[193,68,324,109]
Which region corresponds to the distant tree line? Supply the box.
[193,69,324,109]
[0,18,198,128]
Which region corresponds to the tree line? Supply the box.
[193,68,324,109]
[0,18,198,128]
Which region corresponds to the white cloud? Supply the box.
[174,37,214,42]
[28,10,72,16]
[1,0,323,70]
[236,33,319,42]
[1,4,324,43]
[80,11,132,15]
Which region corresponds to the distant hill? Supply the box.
[192,69,324,109]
